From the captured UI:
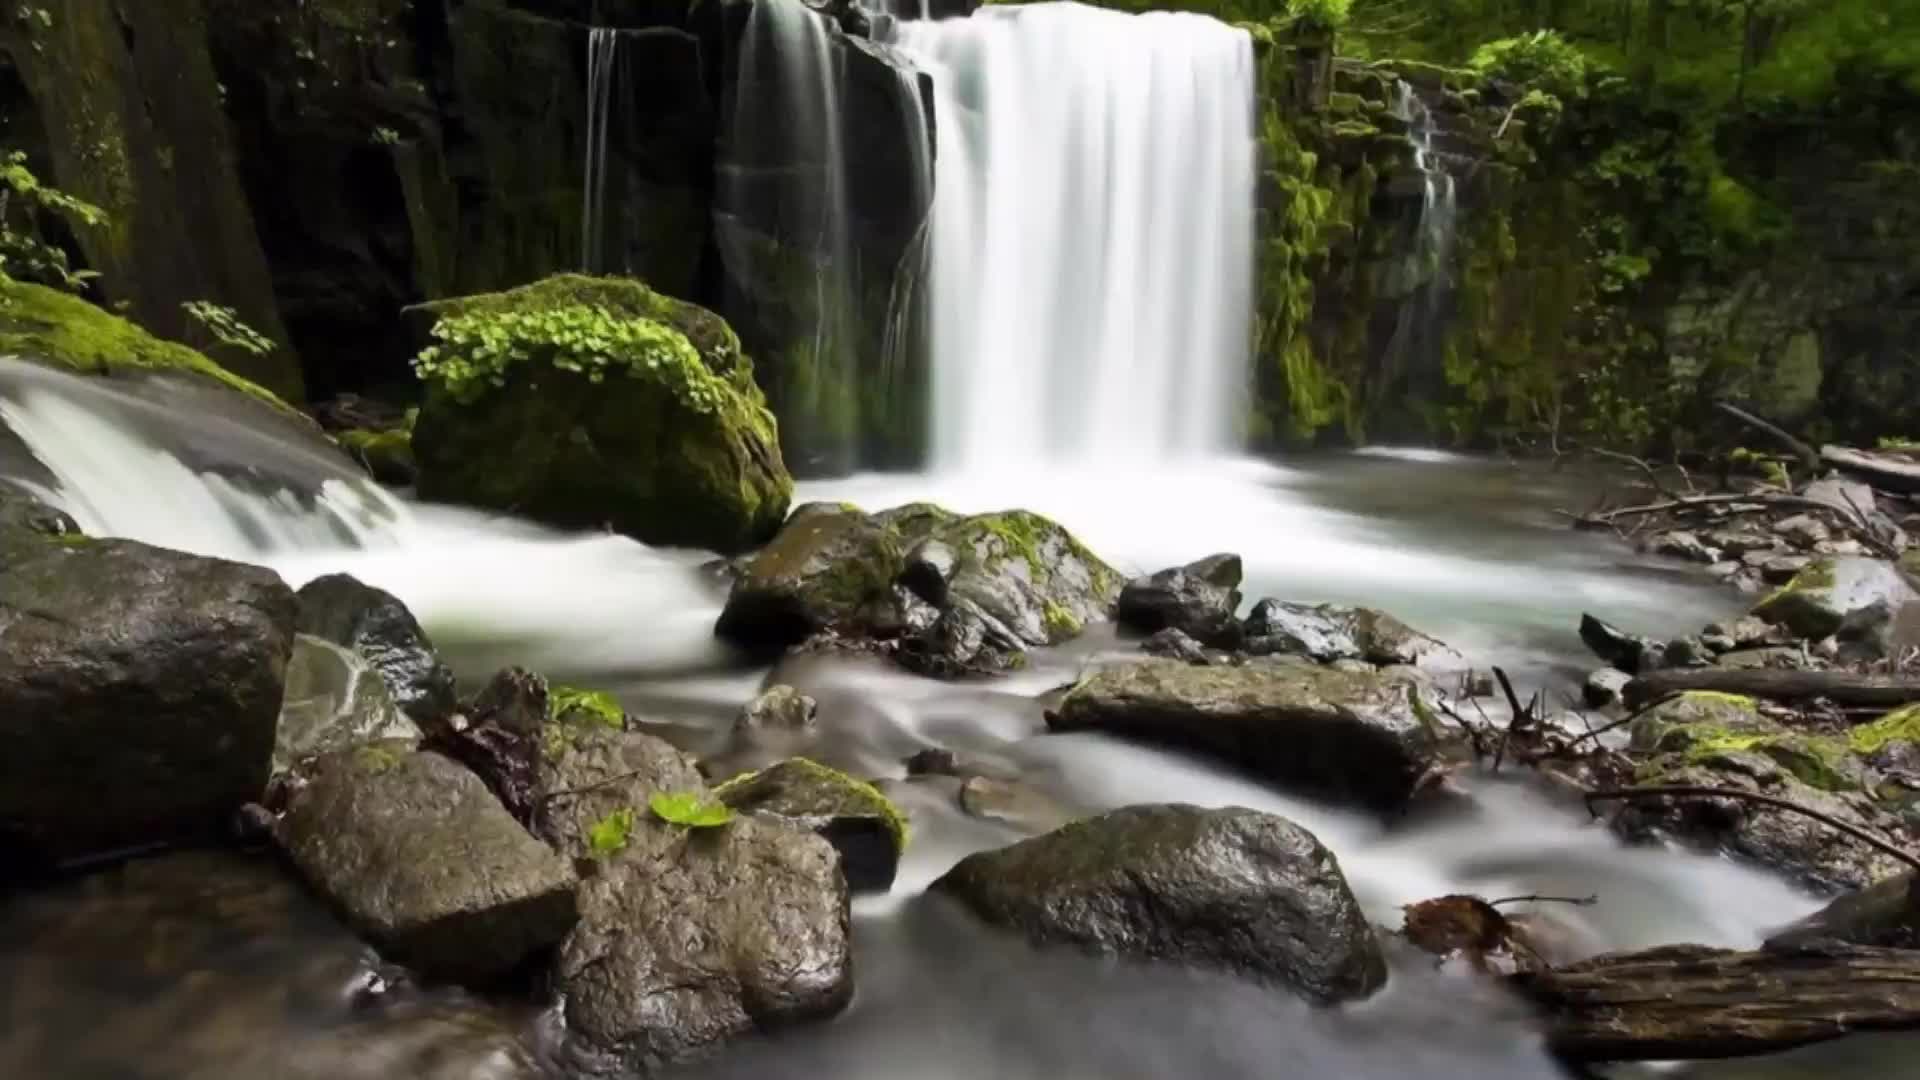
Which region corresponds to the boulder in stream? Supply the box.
[932,804,1386,1004]
[0,536,296,868]
[274,746,578,984]
[296,573,457,725]
[1244,598,1452,667]
[536,727,851,1068]
[1046,658,1444,813]
[1752,557,1920,640]
[1116,552,1244,648]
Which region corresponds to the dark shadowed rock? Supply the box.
[1754,557,1920,640]
[1048,659,1442,812]
[537,728,850,1069]
[1767,872,1920,949]
[275,634,420,771]
[716,503,903,649]
[275,747,577,984]
[899,537,957,606]
[0,537,296,867]
[296,573,457,726]
[932,804,1386,1003]
[1246,599,1451,667]
[1117,553,1244,647]
[715,758,906,893]
[1579,613,1663,673]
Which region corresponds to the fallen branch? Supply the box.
[1490,665,1532,772]
[1822,444,1920,496]
[1512,941,1920,1061]
[1622,669,1920,711]
[1487,894,1599,907]
[1584,785,1920,874]
[1717,401,1821,475]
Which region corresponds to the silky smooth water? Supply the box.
[2,358,1889,1078]
[893,3,1256,469]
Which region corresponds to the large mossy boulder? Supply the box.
[535,727,852,1069]
[1616,692,1918,890]
[932,804,1386,1004]
[0,533,297,867]
[1047,658,1445,813]
[0,278,296,412]
[1752,557,1920,640]
[296,573,457,726]
[275,746,578,984]
[410,275,792,554]
[715,500,1121,670]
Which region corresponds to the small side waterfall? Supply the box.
[581,27,622,272]
[1378,80,1460,387]
[1394,80,1458,287]
[891,3,1257,471]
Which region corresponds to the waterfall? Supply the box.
[1393,80,1458,288]
[890,3,1256,471]
[0,359,404,559]
[582,27,621,272]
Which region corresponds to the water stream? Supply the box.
[1,3,1912,1076]
[582,27,622,272]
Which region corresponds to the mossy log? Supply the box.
[1511,942,1920,1062]
[1623,669,1920,711]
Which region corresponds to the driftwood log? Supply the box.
[1511,941,1920,1061]
[1623,668,1920,711]
[1823,445,1920,496]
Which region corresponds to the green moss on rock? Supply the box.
[409,275,793,554]
[0,277,294,412]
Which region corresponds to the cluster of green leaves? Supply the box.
[414,304,727,413]
[182,300,275,357]
[0,151,103,293]
[586,807,635,859]
[1289,0,1351,32]
[1470,30,1592,101]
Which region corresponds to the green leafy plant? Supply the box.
[182,300,275,357]
[1288,0,1350,32]
[371,126,401,146]
[586,807,636,859]
[1470,30,1592,102]
[649,790,735,829]
[413,304,726,414]
[0,150,104,293]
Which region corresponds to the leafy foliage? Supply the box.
[586,807,636,859]
[1469,30,1592,101]
[1289,0,1351,31]
[0,150,104,293]
[413,303,728,414]
[649,790,735,829]
[181,300,275,357]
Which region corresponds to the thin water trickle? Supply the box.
[893,3,1256,469]
[581,27,622,272]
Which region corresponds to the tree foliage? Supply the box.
[0,150,103,294]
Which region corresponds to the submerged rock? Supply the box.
[715,758,907,893]
[1753,557,1920,640]
[1116,553,1244,648]
[536,728,850,1069]
[296,573,456,725]
[275,747,578,984]
[1767,871,1920,949]
[1579,612,1663,673]
[1046,658,1443,812]
[410,275,792,554]
[1141,626,1215,664]
[734,685,819,734]
[932,804,1386,1004]
[0,537,296,868]
[275,634,420,771]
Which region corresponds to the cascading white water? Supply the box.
[892,3,1256,470]
[582,27,621,271]
[1393,79,1458,286]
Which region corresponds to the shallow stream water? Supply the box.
[6,361,1917,1079]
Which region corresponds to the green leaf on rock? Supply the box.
[586,807,635,858]
[649,790,735,829]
